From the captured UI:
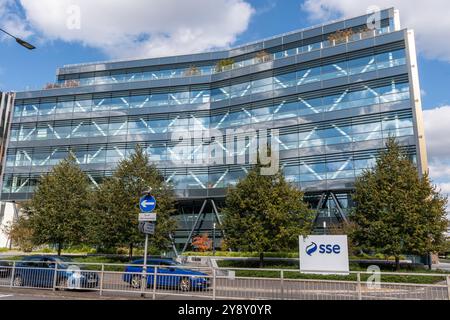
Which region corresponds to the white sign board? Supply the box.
[139,212,157,222]
[299,235,349,275]
[141,222,155,235]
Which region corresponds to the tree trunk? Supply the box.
[129,243,133,261]
[57,243,62,256]
[259,252,264,268]
[395,256,400,271]
[427,253,432,270]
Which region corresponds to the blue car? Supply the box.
[123,259,210,291]
[13,256,99,290]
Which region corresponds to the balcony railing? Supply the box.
[41,27,391,91]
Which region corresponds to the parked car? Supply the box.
[13,256,99,290]
[123,259,210,291]
[0,261,12,278]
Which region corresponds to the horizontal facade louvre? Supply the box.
[56,18,392,79]
[18,40,406,104]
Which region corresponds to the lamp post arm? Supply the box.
[0,28,16,39]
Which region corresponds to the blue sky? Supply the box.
[0,0,449,109]
[0,0,450,207]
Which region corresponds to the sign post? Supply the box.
[139,192,157,296]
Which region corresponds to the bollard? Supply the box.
[280,270,284,300]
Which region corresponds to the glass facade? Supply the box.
[0,8,426,242]
[56,26,392,88]
[15,48,406,119]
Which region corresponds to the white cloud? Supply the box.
[436,182,450,195]
[423,106,450,159]
[0,0,33,40]
[301,0,450,62]
[423,107,450,212]
[0,0,254,59]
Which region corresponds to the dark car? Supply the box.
[13,256,99,290]
[0,261,12,278]
[123,259,210,291]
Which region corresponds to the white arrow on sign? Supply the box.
[141,200,155,208]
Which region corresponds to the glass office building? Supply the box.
[0,8,428,250]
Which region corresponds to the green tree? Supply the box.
[2,217,35,252]
[350,138,448,270]
[24,154,91,255]
[222,165,314,266]
[89,145,177,258]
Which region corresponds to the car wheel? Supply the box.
[130,275,142,289]
[179,278,191,292]
[13,275,23,287]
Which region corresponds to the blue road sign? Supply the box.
[139,195,156,213]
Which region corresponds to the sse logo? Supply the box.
[305,242,341,256]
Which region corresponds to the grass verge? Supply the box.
[217,260,448,284]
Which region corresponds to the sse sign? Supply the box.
[299,235,349,275]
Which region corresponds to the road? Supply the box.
[0,287,214,300]
[0,289,103,300]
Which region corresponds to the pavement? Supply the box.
[0,288,106,300]
[0,286,213,300]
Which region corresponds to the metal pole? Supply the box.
[152,267,157,300]
[446,275,450,301]
[141,234,149,298]
[280,270,284,300]
[9,261,16,288]
[357,272,362,300]
[212,268,216,300]
[0,28,16,39]
[52,264,58,291]
[212,223,216,256]
[99,264,105,296]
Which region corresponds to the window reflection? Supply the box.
[19,48,407,119]
[11,82,411,142]
[56,26,392,89]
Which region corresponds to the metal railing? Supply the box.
[0,260,449,300]
[44,27,392,91]
[61,7,396,69]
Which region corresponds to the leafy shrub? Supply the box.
[215,59,234,72]
[183,251,299,258]
[4,218,35,252]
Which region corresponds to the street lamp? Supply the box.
[0,28,36,50]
